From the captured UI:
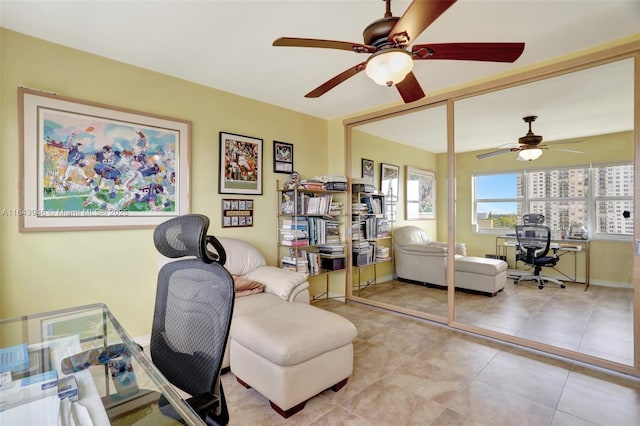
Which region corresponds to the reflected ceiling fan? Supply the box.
[477,115,585,161]
[273,0,525,103]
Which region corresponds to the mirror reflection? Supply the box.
[348,58,634,367]
[350,104,450,320]
[454,58,634,366]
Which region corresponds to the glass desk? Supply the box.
[0,303,205,425]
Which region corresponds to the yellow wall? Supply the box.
[351,129,439,236]
[0,29,329,333]
[456,132,634,286]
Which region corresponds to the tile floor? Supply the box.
[355,279,634,365]
[221,298,640,426]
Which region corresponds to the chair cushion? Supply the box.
[456,256,508,276]
[233,292,284,317]
[217,237,266,276]
[246,266,308,301]
[231,303,357,366]
[393,225,433,246]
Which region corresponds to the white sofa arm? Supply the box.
[246,266,309,302]
[399,244,447,256]
[429,241,467,256]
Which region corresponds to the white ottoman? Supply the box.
[455,256,508,296]
[230,302,357,418]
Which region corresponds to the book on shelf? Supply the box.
[300,179,326,190]
[329,201,343,215]
[362,196,383,215]
[377,219,390,237]
[351,203,369,215]
[317,244,344,255]
[306,252,321,275]
[375,246,391,261]
[280,238,309,247]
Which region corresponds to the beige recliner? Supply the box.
[393,226,507,296]
[393,225,467,286]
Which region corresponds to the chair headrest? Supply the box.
[153,214,226,265]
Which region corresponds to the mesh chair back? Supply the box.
[151,214,234,422]
[515,224,551,263]
[522,213,545,225]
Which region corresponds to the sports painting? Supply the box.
[219,132,263,195]
[18,88,191,231]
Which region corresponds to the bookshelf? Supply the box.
[277,180,348,300]
[351,191,393,293]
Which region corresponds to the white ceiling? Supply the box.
[2,0,638,154]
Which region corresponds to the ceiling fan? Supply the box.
[477,115,585,161]
[273,0,525,103]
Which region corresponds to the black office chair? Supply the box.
[514,224,565,290]
[151,214,234,425]
[522,213,545,225]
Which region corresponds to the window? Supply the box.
[473,162,633,238]
[473,173,522,231]
[593,163,634,236]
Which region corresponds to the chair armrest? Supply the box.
[398,244,447,256]
[245,266,308,301]
[430,241,467,256]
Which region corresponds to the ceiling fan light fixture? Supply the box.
[365,49,413,87]
[517,148,543,161]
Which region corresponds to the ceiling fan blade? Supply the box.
[273,37,375,53]
[395,71,426,103]
[305,62,367,98]
[547,148,585,154]
[412,42,525,62]
[388,0,458,44]
[477,148,518,159]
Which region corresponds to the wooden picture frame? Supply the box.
[18,88,191,232]
[273,141,293,174]
[362,158,374,185]
[222,198,254,227]
[380,163,400,221]
[219,132,263,195]
[406,166,436,220]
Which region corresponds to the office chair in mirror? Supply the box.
[152,214,234,425]
[514,223,566,290]
[522,213,545,225]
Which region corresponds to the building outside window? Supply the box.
[473,162,633,238]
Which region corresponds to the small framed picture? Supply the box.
[273,141,294,174]
[362,158,374,185]
[221,198,254,228]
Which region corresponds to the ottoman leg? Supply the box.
[236,376,251,388]
[270,400,306,418]
[331,377,348,392]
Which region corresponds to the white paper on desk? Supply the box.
[0,394,59,425]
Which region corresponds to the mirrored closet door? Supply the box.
[345,44,638,376]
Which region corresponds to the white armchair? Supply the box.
[393,226,467,287]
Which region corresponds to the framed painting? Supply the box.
[219,132,263,195]
[273,141,293,174]
[362,158,374,185]
[380,163,399,221]
[18,88,191,232]
[406,166,436,220]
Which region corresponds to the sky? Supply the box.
[476,173,518,215]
